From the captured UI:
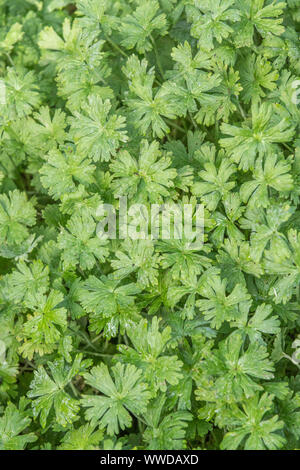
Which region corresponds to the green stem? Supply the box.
[74,349,113,357]
[131,411,148,427]
[5,52,14,67]
[238,103,247,120]
[215,120,220,139]
[91,334,102,344]
[105,35,128,58]
[164,118,186,133]
[188,110,197,129]
[78,267,87,279]
[283,353,300,370]
[70,327,99,352]
[69,381,80,398]
[282,143,294,153]
[234,96,247,120]
[150,35,164,80]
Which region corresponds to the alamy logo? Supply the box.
[96,197,204,249]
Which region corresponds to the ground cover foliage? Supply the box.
[0,0,300,451]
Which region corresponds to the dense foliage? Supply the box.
[0,0,300,451]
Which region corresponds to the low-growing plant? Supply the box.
[0,0,299,451]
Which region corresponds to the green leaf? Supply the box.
[240,154,293,208]
[192,157,236,211]
[197,332,274,401]
[196,274,251,329]
[58,212,109,270]
[116,317,183,394]
[0,402,36,450]
[220,103,295,170]
[112,239,159,287]
[187,0,241,51]
[110,139,177,203]
[18,290,67,359]
[143,395,192,450]
[0,190,36,245]
[123,55,184,137]
[28,355,87,428]
[69,95,128,162]
[221,393,285,450]
[233,0,286,48]
[119,1,167,53]
[81,362,151,435]
[4,260,49,304]
[58,424,104,450]
[78,275,141,337]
